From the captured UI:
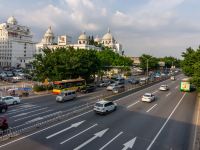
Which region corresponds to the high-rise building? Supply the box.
[0,16,36,68]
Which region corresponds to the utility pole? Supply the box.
[146,59,149,77]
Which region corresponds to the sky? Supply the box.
[0,0,200,58]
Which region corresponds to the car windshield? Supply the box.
[59,93,65,96]
[161,85,166,87]
[144,94,151,97]
[95,103,103,107]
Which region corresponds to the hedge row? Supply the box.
[33,85,53,92]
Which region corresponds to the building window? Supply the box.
[24,60,25,62]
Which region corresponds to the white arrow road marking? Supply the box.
[99,131,123,150]
[46,120,85,139]
[73,128,109,150]
[60,124,98,145]
[166,92,171,97]
[146,104,157,113]
[175,85,179,89]
[127,101,140,108]
[147,93,186,150]
[122,137,137,150]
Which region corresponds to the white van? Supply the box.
[56,90,77,102]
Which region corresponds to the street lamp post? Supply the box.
[146,59,149,77]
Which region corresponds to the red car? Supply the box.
[0,116,8,131]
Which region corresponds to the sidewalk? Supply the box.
[193,93,200,150]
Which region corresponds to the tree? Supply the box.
[159,56,181,68]
[31,47,132,82]
[139,54,159,71]
[181,46,200,91]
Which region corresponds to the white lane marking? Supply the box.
[175,85,179,89]
[0,110,93,148]
[13,111,63,128]
[127,101,140,108]
[146,104,158,113]
[26,117,44,123]
[166,92,171,97]
[60,124,98,144]
[14,110,53,122]
[146,93,186,150]
[152,90,158,94]
[7,105,41,115]
[99,131,123,150]
[122,137,137,150]
[114,77,174,103]
[74,128,109,150]
[193,94,200,149]
[46,120,85,139]
[10,107,48,118]
[8,103,34,108]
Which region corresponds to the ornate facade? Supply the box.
[0,16,36,67]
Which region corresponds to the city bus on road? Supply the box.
[180,78,191,92]
[52,78,86,94]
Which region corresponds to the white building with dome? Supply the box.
[0,16,36,68]
[96,29,123,55]
[36,28,122,55]
[36,26,55,55]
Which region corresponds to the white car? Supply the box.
[106,83,118,91]
[0,96,21,105]
[13,76,23,80]
[159,85,169,91]
[94,100,117,114]
[141,93,155,102]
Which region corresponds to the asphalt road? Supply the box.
[0,74,197,150]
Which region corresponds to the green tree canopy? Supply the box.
[181,46,200,91]
[32,47,132,82]
[139,54,159,71]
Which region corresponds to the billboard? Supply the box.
[158,61,165,67]
[58,36,67,45]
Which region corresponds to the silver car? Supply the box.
[94,100,117,114]
[0,96,21,105]
[56,90,77,102]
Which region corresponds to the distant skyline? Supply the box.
[0,0,200,58]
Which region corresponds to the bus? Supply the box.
[52,78,86,94]
[180,78,191,92]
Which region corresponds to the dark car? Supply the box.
[128,78,139,84]
[0,102,7,113]
[0,116,8,131]
[81,85,96,93]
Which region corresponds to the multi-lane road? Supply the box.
[0,74,198,150]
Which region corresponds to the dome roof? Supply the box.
[7,16,18,25]
[94,35,101,42]
[78,32,88,40]
[44,26,54,37]
[102,28,113,40]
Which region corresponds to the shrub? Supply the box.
[33,84,48,92]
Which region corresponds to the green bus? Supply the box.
[180,78,191,92]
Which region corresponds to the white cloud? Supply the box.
[1,0,199,58]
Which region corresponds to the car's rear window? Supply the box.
[144,94,151,97]
[95,103,103,107]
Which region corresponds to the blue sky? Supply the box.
[0,0,200,58]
